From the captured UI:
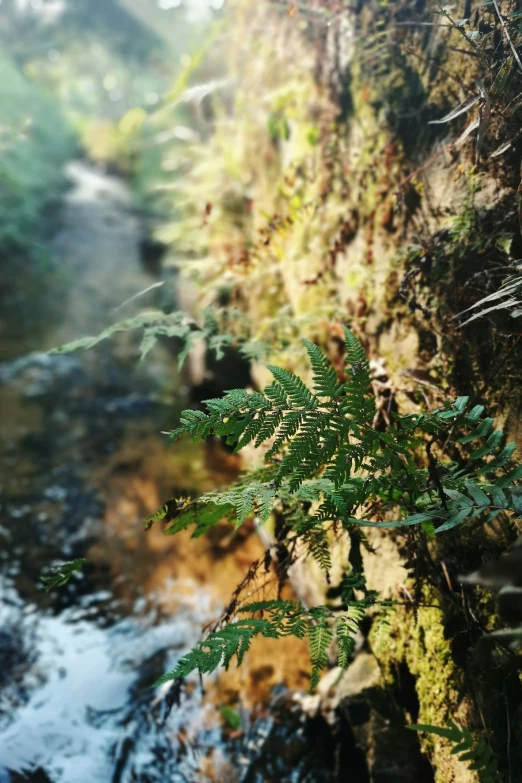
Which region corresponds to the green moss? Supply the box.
[377,592,476,782]
[143,3,522,777]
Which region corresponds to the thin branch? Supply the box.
[491,0,522,74]
[439,5,493,73]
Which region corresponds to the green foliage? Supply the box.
[156,326,522,696]
[154,615,280,685]
[155,584,375,691]
[307,621,333,690]
[268,112,291,142]
[41,558,87,591]
[0,55,75,262]
[168,327,522,535]
[219,705,241,730]
[144,503,169,530]
[408,722,502,783]
[51,307,241,368]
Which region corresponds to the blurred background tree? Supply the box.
[0,0,224,263]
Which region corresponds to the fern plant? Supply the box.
[153,326,522,690]
[165,327,522,536]
[408,722,502,783]
[155,571,381,691]
[50,302,330,369]
[51,306,259,367]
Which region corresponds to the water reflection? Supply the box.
[0,163,323,782]
[0,583,216,781]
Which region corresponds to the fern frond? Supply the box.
[264,410,302,459]
[164,500,236,537]
[196,483,277,527]
[308,622,333,690]
[304,525,332,572]
[154,617,277,686]
[303,339,342,401]
[335,609,363,669]
[408,722,502,782]
[266,364,318,409]
[239,599,308,636]
[264,381,289,408]
[343,327,368,370]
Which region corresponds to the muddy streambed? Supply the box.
[0,163,349,782]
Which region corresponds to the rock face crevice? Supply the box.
[321,2,522,773]
[153,2,522,779]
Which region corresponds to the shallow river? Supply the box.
[0,163,344,782]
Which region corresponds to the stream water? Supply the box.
[0,162,346,782]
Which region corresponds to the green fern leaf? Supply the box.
[308,623,333,690]
[266,365,317,408]
[303,339,341,400]
[408,723,502,782]
[153,617,277,686]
